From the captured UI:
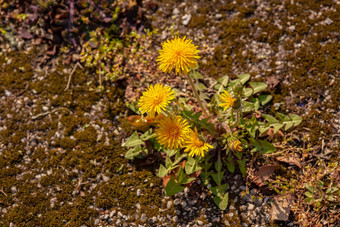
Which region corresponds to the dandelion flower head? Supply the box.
[219,90,236,111]
[228,140,242,152]
[157,36,200,75]
[138,84,175,117]
[155,115,190,150]
[184,128,213,157]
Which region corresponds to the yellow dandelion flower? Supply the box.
[138,84,175,117]
[228,140,242,152]
[157,36,200,75]
[155,115,190,150]
[184,128,213,157]
[219,90,236,111]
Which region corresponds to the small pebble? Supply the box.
[248,204,255,210]
[173,216,178,222]
[110,210,116,218]
[136,203,141,210]
[140,213,147,222]
[182,14,191,25]
[174,198,180,205]
[5,90,12,97]
[166,201,172,209]
[136,189,141,197]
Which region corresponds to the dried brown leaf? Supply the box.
[252,165,278,187]
[271,195,294,221]
[267,75,280,89]
[276,155,302,168]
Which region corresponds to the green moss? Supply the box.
[0,51,159,226]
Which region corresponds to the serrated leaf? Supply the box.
[305,196,313,203]
[192,71,203,79]
[176,166,186,183]
[262,114,280,124]
[185,156,202,175]
[238,74,250,84]
[250,82,267,93]
[226,153,235,173]
[258,95,272,106]
[262,115,284,134]
[277,113,302,130]
[181,177,196,185]
[242,101,254,113]
[305,184,315,193]
[212,171,224,185]
[125,145,143,159]
[158,164,169,177]
[237,159,246,177]
[213,192,229,210]
[200,171,211,186]
[228,74,250,90]
[124,131,144,147]
[164,149,178,157]
[214,75,229,93]
[287,114,302,130]
[165,176,185,196]
[245,117,257,138]
[140,128,156,141]
[305,191,313,198]
[250,138,276,154]
[199,92,210,100]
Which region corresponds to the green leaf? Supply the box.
[226,153,235,173]
[200,171,211,186]
[277,113,302,130]
[262,114,280,124]
[212,192,229,210]
[238,74,250,84]
[165,176,185,196]
[258,95,272,106]
[140,129,156,141]
[210,184,227,196]
[250,138,276,154]
[287,113,302,130]
[326,186,338,194]
[242,101,254,113]
[326,195,336,202]
[158,164,169,177]
[250,82,267,94]
[176,166,186,182]
[305,184,315,193]
[164,149,178,157]
[124,131,144,147]
[305,191,313,198]
[125,145,143,159]
[214,75,229,93]
[262,114,283,134]
[185,156,202,175]
[237,159,246,177]
[245,117,258,138]
[199,92,210,100]
[305,196,313,203]
[228,74,250,90]
[192,70,203,79]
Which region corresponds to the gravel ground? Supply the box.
[0,0,339,226]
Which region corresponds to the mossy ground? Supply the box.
[0,0,339,225]
[0,52,163,226]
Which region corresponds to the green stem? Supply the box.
[185,72,209,117]
[233,109,240,128]
[163,110,172,117]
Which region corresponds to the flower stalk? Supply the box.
[185,72,209,117]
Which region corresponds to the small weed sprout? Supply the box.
[123,36,302,210]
